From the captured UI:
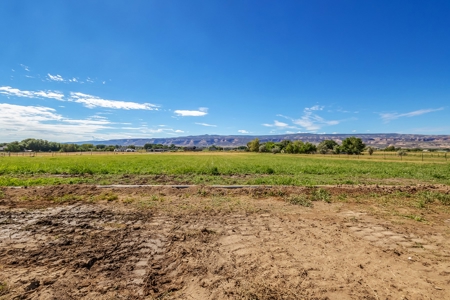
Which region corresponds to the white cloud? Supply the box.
[47,74,65,82]
[195,122,216,127]
[119,126,184,135]
[174,107,208,117]
[379,108,444,122]
[289,106,340,131]
[0,86,64,101]
[69,78,78,82]
[238,130,250,134]
[308,105,324,111]
[20,64,30,72]
[262,120,296,129]
[86,77,94,83]
[0,103,185,142]
[0,103,110,142]
[69,92,158,110]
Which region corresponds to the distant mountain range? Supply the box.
[76,133,450,149]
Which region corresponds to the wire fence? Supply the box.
[0,150,448,163]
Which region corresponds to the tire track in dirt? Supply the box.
[1,194,450,299]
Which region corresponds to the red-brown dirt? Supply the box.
[0,185,449,299]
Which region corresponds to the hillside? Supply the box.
[76,133,450,149]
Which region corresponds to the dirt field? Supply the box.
[1,185,450,299]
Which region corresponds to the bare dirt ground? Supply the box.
[1,185,450,299]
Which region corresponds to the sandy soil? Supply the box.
[0,185,450,299]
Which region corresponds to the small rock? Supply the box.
[43,277,56,285]
[25,279,40,291]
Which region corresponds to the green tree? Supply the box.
[341,137,365,154]
[264,141,276,151]
[333,145,341,154]
[81,144,94,151]
[292,141,304,154]
[60,144,78,152]
[317,140,338,154]
[385,145,397,151]
[278,140,291,151]
[300,142,317,154]
[367,146,374,155]
[247,138,260,152]
[317,143,328,154]
[285,143,294,154]
[5,141,22,152]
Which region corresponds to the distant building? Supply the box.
[114,147,136,152]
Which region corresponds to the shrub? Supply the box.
[397,150,407,156]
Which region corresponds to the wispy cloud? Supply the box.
[195,122,216,127]
[20,64,30,72]
[262,120,291,128]
[47,74,65,82]
[174,107,208,117]
[277,105,340,131]
[119,126,184,135]
[0,103,186,142]
[69,92,158,110]
[238,130,250,134]
[379,108,444,122]
[0,103,110,142]
[0,86,64,101]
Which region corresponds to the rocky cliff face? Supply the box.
[79,134,450,149]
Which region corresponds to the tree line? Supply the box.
[2,137,445,154]
[247,137,366,154]
[0,139,119,152]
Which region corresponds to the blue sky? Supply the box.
[1,1,449,142]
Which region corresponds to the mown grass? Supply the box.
[0,152,449,186]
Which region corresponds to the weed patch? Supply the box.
[311,188,331,203]
[417,191,450,206]
[0,281,8,296]
[285,195,313,207]
[96,192,119,202]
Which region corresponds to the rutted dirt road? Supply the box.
[0,185,449,299]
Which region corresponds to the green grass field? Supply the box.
[0,152,449,186]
